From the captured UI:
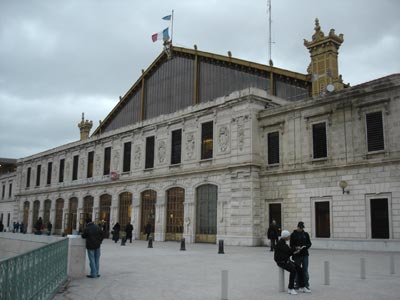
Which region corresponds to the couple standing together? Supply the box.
[269,221,312,295]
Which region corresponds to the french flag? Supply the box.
[152,27,169,42]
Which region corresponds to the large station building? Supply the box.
[2,20,399,249]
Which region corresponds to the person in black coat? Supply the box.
[274,230,307,295]
[125,222,134,243]
[35,217,43,235]
[290,221,312,291]
[82,218,103,278]
[112,223,120,243]
[267,220,280,251]
[47,221,52,236]
[145,222,152,241]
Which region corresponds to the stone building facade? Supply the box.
[8,20,400,250]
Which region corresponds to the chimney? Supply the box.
[304,18,344,96]
[78,112,93,141]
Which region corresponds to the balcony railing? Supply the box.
[0,238,68,300]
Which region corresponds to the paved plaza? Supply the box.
[54,239,400,300]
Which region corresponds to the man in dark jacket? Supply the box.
[125,222,134,243]
[290,221,312,292]
[274,230,306,295]
[267,220,280,251]
[82,217,103,278]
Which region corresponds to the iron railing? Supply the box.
[0,238,68,300]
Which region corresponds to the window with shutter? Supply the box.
[123,142,132,172]
[267,131,280,164]
[366,112,384,152]
[103,147,111,175]
[312,122,327,159]
[201,122,213,160]
[171,129,182,164]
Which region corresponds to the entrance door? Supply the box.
[55,199,64,234]
[315,201,330,238]
[141,190,156,240]
[99,194,111,238]
[269,203,282,230]
[119,192,132,234]
[370,198,389,239]
[195,184,217,243]
[166,187,184,241]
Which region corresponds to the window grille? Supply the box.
[366,111,384,152]
[267,131,280,164]
[312,122,327,159]
[201,122,213,159]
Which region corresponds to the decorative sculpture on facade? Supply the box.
[158,140,166,163]
[218,126,229,152]
[185,133,195,159]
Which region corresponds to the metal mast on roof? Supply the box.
[268,0,273,66]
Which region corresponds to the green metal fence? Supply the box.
[0,238,68,300]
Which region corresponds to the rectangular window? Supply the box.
[171,129,182,165]
[312,122,327,159]
[8,183,12,198]
[366,111,384,152]
[72,155,79,181]
[267,131,280,164]
[47,162,52,185]
[370,198,389,239]
[201,121,213,160]
[315,201,330,238]
[26,167,31,187]
[1,185,4,199]
[87,151,94,178]
[36,165,41,186]
[103,147,111,175]
[145,136,155,169]
[59,159,65,183]
[123,142,132,172]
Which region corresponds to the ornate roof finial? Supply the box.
[315,18,320,32]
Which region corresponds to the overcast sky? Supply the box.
[1,0,399,159]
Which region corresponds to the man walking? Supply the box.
[82,217,103,278]
[125,221,134,243]
[290,221,312,292]
[267,220,279,251]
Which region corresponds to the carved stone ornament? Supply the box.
[218,126,229,152]
[95,154,101,176]
[158,140,166,163]
[80,157,85,173]
[134,145,141,168]
[113,150,120,170]
[185,133,195,160]
[237,120,245,151]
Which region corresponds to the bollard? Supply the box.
[121,237,126,246]
[278,267,285,292]
[390,255,395,275]
[360,258,366,279]
[180,238,186,251]
[324,261,330,285]
[221,270,228,300]
[148,237,153,248]
[218,240,224,254]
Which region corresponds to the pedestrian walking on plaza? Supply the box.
[274,230,308,295]
[290,221,312,292]
[0,221,4,232]
[267,220,280,251]
[125,221,134,243]
[35,217,43,235]
[81,217,103,278]
[16,222,20,233]
[112,222,120,243]
[145,222,152,241]
[20,222,24,233]
[47,221,53,236]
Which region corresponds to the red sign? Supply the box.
[110,171,119,180]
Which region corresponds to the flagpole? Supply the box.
[171,9,174,44]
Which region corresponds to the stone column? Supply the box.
[27,202,33,233]
[93,194,100,223]
[183,202,195,243]
[77,196,84,233]
[62,197,70,234]
[50,199,56,234]
[110,193,118,227]
[132,196,141,240]
[155,201,165,242]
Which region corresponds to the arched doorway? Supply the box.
[119,192,132,232]
[141,190,156,240]
[65,197,78,234]
[43,199,51,225]
[22,201,30,232]
[55,199,64,234]
[81,195,94,232]
[99,194,111,238]
[32,200,40,232]
[196,184,218,243]
[166,187,184,241]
